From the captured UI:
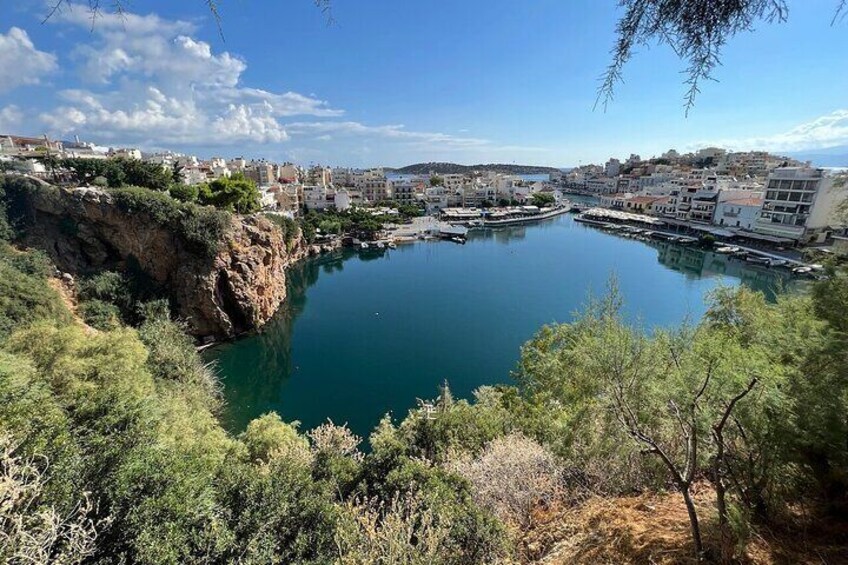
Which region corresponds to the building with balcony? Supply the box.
[755,167,845,242]
[714,197,763,230]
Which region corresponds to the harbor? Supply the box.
[573,207,824,277]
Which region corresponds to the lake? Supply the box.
[208,212,790,439]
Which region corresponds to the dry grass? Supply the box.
[48,277,97,334]
[518,484,848,564]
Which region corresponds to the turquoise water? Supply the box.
[209,213,789,439]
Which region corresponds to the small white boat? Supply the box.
[792,266,812,274]
[388,242,397,249]
[360,242,369,250]
[768,258,788,267]
[716,246,735,254]
[376,242,385,249]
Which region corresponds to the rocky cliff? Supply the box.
[15,181,305,338]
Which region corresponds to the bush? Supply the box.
[264,213,301,246]
[1,247,53,278]
[79,299,122,331]
[168,183,199,203]
[0,249,69,340]
[448,434,562,530]
[137,316,221,407]
[110,187,231,259]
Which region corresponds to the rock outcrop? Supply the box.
[17,183,305,338]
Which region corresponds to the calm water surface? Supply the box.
[209,213,790,438]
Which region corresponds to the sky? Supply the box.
[1,0,847,167]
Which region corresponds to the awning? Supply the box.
[689,224,737,238]
[733,231,797,244]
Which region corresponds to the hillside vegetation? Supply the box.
[393,162,561,175]
[1,180,848,563]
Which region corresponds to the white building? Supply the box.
[714,197,763,231]
[756,167,847,242]
[604,158,621,178]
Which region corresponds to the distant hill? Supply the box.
[392,162,561,175]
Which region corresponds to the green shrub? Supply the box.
[0,250,69,340]
[80,299,122,331]
[169,183,199,203]
[77,271,128,304]
[137,316,221,407]
[109,187,231,259]
[1,247,53,277]
[264,213,300,246]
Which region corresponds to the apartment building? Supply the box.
[755,167,845,242]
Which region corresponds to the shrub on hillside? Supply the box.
[264,213,300,246]
[79,299,122,331]
[448,433,562,530]
[109,187,231,259]
[0,248,69,340]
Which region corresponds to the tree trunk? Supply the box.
[680,484,704,560]
[712,431,728,526]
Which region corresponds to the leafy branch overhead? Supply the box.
[598,0,847,115]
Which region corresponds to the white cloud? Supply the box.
[0,27,57,93]
[285,121,490,148]
[39,4,340,145]
[0,105,24,131]
[699,109,848,153]
[35,4,545,162]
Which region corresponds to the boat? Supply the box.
[450,236,466,244]
[746,256,769,265]
[792,266,813,274]
[360,242,369,250]
[376,242,385,249]
[767,258,788,268]
[388,242,397,249]
[715,246,740,254]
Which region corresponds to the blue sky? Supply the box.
[1,0,847,166]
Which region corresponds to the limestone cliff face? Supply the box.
[20,184,305,338]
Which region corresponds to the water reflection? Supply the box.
[648,240,791,300]
[210,217,796,434]
[211,253,332,430]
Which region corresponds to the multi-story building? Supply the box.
[714,197,763,230]
[391,179,422,206]
[440,173,466,192]
[278,163,299,183]
[585,177,617,194]
[604,158,621,178]
[270,184,302,215]
[332,167,354,187]
[755,167,846,242]
[355,169,391,203]
[307,166,333,187]
[246,160,276,186]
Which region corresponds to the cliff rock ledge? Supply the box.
[18,183,303,338]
